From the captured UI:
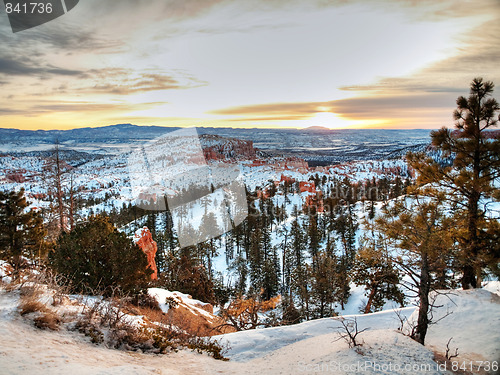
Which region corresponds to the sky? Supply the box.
[0,0,499,130]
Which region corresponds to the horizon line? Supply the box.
[0,123,440,132]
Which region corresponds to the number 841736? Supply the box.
[5,2,53,14]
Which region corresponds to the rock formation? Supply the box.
[148,289,237,336]
[200,134,256,161]
[133,227,158,280]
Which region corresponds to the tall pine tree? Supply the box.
[408,78,500,288]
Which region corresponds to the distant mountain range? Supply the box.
[0,124,435,164]
[0,124,181,143]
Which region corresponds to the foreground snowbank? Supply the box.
[416,288,500,364]
[217,306,416,361]
[1,285,499,374]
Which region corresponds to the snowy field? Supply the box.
[1,284,499,375]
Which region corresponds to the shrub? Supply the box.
[75,296,228,359]
[219,294,280,331]
[19,291,61,331]
[49,215,151,296]
[20,299,48,316]
[128,291,161,311]
[33,311,61,330]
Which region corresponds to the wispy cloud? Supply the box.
[85,70,207,95]
[0,101,166,116]
[210,92,457,122]
[340,18,500,96]
[0,56,83,77]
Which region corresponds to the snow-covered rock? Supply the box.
[148,288,235,335]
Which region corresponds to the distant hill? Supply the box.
[303,126,331,131]
[0,124,181,144]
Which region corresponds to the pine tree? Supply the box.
[375,192,454,345]
[261,246,281,301]
[333,202,358,270]
[198,211,219,279]
[161,244,216,304]
[248,223,263,294]
[310,250,338,318]
[289,205,308,318]
[229,252,248,296]
[277,218,291,294]
[49,215,151,295]
[307,206,321,269]
[353,238,404,313]
[42,144,81,238]
[0,189,47,272]
[408,78,500,288]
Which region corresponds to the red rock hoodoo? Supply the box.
[134,227,158,280]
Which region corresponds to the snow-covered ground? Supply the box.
[1,284,499,374]
[0,287,212,375]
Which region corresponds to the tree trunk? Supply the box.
[414,253,430,345]
[462,122,482,289]
[364,284,378,314]
[54,145,65,233]
[462,192,480,289]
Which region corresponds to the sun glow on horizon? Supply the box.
[296,112,384,129]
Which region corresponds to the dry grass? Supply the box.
[19,293,62,331]
[74,296,229,358]
[34,311,62,330]
[13,269,65,331]
[4,264,228,359]
[19,299,48,315]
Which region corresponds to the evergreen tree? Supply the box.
[277,218,291,294]
[307,206,321,269]
[49,215,151,295]
[261,245,281,301]
[333,202,358,269]
[353,237,404,313]
[310,250,338,318]
[0,189,47,271]
[229,252,248,296]
[281,292,301,325]
[408,78,500,288]
[162,244,216,304]
[376,193,454,345]
[248,223,263,294]
[289,205,308,318]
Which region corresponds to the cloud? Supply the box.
[0,107,20,115]
[0,17,124,56]
[210,102,317,116]
[227,115,311,122]
[0,101,166,116]
[326,94,456,119]
[0,56,83,77]
[21,28,123,53]
[340,17,500,96]
[81,69,207,95]
[0,57,206,95]
[210,92,457,121]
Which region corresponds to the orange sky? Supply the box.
[1,0,499,130]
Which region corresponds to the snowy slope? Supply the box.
[0,288,213,375]
[1,285,499,374]
[412,289,500,365]
[217,306,416,361]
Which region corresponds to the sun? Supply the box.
[302,112,354,129]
